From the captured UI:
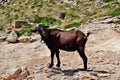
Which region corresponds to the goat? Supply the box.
[35,24,90,70]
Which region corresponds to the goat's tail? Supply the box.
[86,32,91,37]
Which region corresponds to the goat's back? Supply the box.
[52,30,86,45]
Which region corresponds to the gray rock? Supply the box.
[95,0,104,6]
[0,33,7,40]
[18,35,38,43]
[58,13,66,20]
[33,76,46,80]
[21,66,27,71]
[6,31,18,43]
[18,36,31,43]
[99,73,110,77]
[82,75,98,80]
[33,64,44,70]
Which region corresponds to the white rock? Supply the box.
[33,76,46,80]
[6,31,18,43]
[33,64,44,70]
[18,36,31,43]
[0,33,7,40]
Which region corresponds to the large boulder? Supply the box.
[6,31,18,43]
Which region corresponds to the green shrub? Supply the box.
[114,20,120,24]
[0,26,3,31]
[0,23,3,31]
[109,7,120,17]
[16,25,35,36]
[103,0,113,2]
[34,15,61,26]
[70,14,80,20]
[34,15,41,23]
[64,22,81,29]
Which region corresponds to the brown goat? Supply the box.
[35,24,90,70]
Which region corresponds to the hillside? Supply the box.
[0,0,120,29]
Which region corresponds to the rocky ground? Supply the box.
[0,17,120,80]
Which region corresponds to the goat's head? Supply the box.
[35,24,49,40]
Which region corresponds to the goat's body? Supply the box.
[36,24,89,70]
[44,29,87,51]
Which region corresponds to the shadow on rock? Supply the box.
[62,68,88,76]
[61,68,113,76]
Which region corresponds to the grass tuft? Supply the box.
[114,20,120,24]
[109,7,120,17]
[34,15,61,26]
[64,22,81,29]
[16,25,35,36]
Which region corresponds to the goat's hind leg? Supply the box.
[48,50,55,68]
[77,47,87,70]
[56,49,61,67]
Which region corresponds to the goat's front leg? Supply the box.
[48,50,55,68]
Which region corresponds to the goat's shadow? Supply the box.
[52,68,114,76]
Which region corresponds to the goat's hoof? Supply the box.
[56,64,60,67]
[84,67,87,70]
[48,64,53,68]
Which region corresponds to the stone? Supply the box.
[6,31,18,43]
[58,13,66,20]
[18,36,31,43]
[0,33,7,41]
[33,76,46,80]
[3,66,29,80]
[112,25,120,33]
[33,64,44,70]
[26,18,35,25]
[21,66,28,72]
[99,73,110,77]
[90,72,98,77]
[3,68,22,80]
[82,75,98,80]
[95,0,104,7]
[18,36,38,43]
[99,73,110,80]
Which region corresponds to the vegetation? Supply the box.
[33,15,61,27]
[114,20,120,24]
[0,23,3,30]
[0,0,120,35]
[103,0,113,3]
[64,22,81,29]
[109,7,120,17]
[16,25,35,36]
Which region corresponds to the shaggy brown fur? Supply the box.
[35,24,90,70]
